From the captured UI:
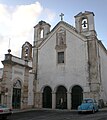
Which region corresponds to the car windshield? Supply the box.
[82,99,93,103]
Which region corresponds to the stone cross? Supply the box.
[59,13,64,21]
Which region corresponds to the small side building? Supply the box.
[1,42,34,109]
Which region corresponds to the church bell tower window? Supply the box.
[21,42,32,61]
[81,17,88,30]
[25,47,29,57]
[40,29,44,38]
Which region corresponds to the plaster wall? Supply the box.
[99,44,107,102]
[37,27,89,93]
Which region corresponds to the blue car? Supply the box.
[78,98,99,114]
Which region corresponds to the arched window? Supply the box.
[13,80,21,89]
[81,17,88,29]
[25,47,29,57]
[40,29,44,38]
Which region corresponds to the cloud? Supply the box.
[0,2,43,67]
[11,2,43,36]
[0,1,56,68]
[0,4,10,24]
[44,8,56,22]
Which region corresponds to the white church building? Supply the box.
[0,11,107,110]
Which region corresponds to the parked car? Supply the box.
[0,104,12,119]
[78,98,99,114]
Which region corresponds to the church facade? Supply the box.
[0,11,107,110]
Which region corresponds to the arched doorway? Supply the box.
[12,80,21,109]
[71,85,83,109]
[56,86,67,109]
[43,86,52,108]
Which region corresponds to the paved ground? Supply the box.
[12,107,107,113]
[9,107,107,120]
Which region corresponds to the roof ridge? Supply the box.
[51,20,78,33]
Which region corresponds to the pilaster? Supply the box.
[67,92,71,110]
[52,92,56,109]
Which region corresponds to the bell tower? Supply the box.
[32,21,51,107]
[33,20,51,47]
[21,41,32,61]
[75,11,97,37]
[33,21,51,71]
[75,11,101,100]
[33,21,51,72]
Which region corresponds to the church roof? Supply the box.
[98,40,107,54]
[34,20,51,28]
[51,20,78,34]
[22,41,32,48]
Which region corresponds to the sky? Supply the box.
[0,0,107,68]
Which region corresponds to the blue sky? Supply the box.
[0,0,107,67]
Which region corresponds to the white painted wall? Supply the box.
[99,44,107,102]
[37,25,89,93]
[12,56,25,65]
[12,66,25,82]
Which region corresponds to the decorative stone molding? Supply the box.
[55,28,67,50]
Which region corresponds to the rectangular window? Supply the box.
[58,52,64,63]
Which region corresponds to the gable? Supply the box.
[38,21,87,49]
[38,21,88,70]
